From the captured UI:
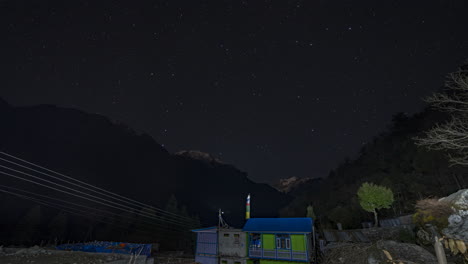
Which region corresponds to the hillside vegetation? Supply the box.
[281,109,466,228]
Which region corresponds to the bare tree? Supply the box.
[416,66,468,166]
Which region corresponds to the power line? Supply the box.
[0,151,195,223]
[0,189,185,238]
[0,184,192,234]
[0,169,196,229]
[0,162,195,228]
[0,188,192,237]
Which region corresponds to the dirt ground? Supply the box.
[0,246,128,264]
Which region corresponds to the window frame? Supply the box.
[234,233,240,244]
[275,234,291,250]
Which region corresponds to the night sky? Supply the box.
[1,0,467,183]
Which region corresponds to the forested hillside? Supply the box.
[281,109,466,228]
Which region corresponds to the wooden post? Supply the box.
[433,235,447,264]
[427,225,447,264]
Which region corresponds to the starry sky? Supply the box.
[1,0,467,183]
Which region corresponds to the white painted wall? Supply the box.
[219,257,248,264]
[218,229,247,258]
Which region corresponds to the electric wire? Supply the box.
[0,189,182,237]
[0,188,192,237]
[0,164,195,228]
[0,184,192,234]
[0,169,197,229]
[0,151,195,223]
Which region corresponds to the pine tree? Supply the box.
[48,211,68,242]
[15,205,42,245]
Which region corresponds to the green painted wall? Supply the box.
[260,260,295,264]
[291,234,306,251]
[262,234,275,250]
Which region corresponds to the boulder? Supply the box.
[439,189,468,211]
[376,240,437,264]
[323,240,437,264]
[440,189,468,241]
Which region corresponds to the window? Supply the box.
[249,233,261,249]
[221,260,228,264]
[234,262,241,264]
[276,234,291,249]
[224,233,230,237]
[234,234,240,244]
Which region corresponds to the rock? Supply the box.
[448,214,463,227]
[439,189,468,211]
[14,248,27,255]
[440,189,468,241]
[376,240,438,264]
[323,240,437,264]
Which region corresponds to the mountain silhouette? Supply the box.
[0,99,290,231]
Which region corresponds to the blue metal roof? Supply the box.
[191,226,217,232]
[242,218,313,233]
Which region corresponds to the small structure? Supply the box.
[192,227,219,264]
[218,228,248,264]
[192,227,248,264]
[242,218,314,263]
[193,197,316,264]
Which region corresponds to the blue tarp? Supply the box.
[242,218,313,233]
[56,241,152,257]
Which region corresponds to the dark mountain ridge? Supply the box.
[0,99,290,243]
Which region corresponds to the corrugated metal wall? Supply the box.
[197,232,217,255]
[195,232,218,264]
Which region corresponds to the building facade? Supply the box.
[193,227,218,264]
[193,218,315,264]
[218,228,248,264]
[193,227,249,264]
[242,218,314,264]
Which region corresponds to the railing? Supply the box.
[292,251,307,260]
[263,250,275,258]
[248,249,308,261]
[277,250,291,259]
[249,249,262,258]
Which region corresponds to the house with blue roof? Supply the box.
[192,218,315,264]
[242,218,314,264]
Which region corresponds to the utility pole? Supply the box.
[218,209,228,229]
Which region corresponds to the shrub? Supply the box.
[413,198,452,230]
